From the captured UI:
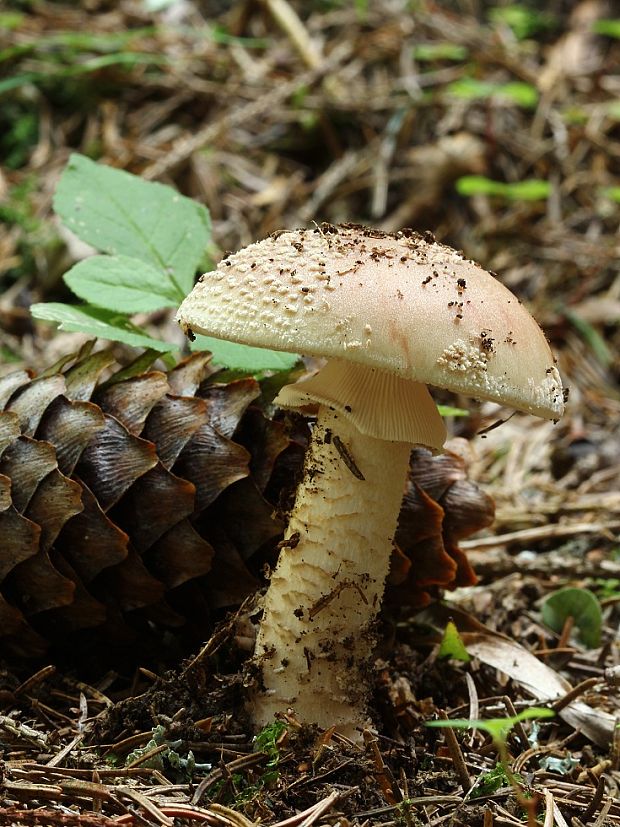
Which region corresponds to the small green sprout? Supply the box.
[427,707,555,753]
[428,708,555,810]
[438,620,471,662]
[252,720,288,787]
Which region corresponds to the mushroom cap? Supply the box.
[177,224,564,420]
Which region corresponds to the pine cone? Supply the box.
[0,344,293,663]
[0,345,493,663]
[389,447,495,607]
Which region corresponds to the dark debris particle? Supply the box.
[251,262,257,269]
[563,387,570,402]
[422,276,432,285]
[457,278,467,289]
[185,328,196,342]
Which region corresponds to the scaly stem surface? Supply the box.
[251,406,412,737]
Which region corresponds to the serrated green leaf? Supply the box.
[541,587,602,649]
[31,303,175,352]
[64,254,181,313]
[191,334,299,373]
[438,620,471,662]
[54,154,211,296]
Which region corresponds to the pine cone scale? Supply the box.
[37,397,106,477]
[1,437,58,512]
[75,416,158,511]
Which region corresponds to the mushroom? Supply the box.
[177,224,564,738]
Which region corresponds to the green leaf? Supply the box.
[446,78,538,108]
[191,335,300,373]
[541,587,602,649]
[31,303,175,352]
[592,19,620,38]
[0,54,167,95]
[64,255,181,313]
[438,405,469,417]
[471,763,514,797]
[0,12,24,30]
[601,186,620,202]
[605,102,620,121]
[54,154,211,296]
[438,620,471,662]
[456,175,550,201]
[427,708,555,748]
[501,179,551,200]
[497,81,539,108]
[488,5,555,40]
[456,176,503,196]
[413,43,469,62]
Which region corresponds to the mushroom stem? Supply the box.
[251,406,413,738]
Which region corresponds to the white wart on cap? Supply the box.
[177,224,564,420]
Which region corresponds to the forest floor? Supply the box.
[0,1,619,825]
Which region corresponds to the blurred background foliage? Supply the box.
[0,0,618,398]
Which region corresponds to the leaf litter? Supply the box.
[0,0,619,824]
